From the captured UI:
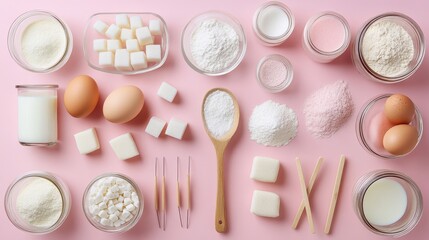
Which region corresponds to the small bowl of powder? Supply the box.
[4,171,71,234]
[8,10,73,73]
[256,54,293,93]
[352,12,425,83]
[181,11,247,76]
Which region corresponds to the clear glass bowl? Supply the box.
[83,12,169,75]
[352,12,425,83]
[356,94,423,159]
[82,173,144,233]
[8,10,73,73]
[256,54,293,92]
[181,11,247,76]
[4,171,71,234]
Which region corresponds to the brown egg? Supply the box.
[103,85,144,124]
[64,75,99,118]
[383,124,418,155]
[384,94,415,124]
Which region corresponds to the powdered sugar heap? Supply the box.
[304,80,353,138]
[249,100,298,147]
[203,90,235,139]
[190,19,239,73]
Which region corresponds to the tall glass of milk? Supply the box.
[16,85,58,146]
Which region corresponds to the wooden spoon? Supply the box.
[202,88,240,233]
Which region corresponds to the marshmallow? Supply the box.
[116,14,130,28]
[250,156,280,183]
[99,52,114,67]
[126,39,141,52]
[130,51,147,70]
[157,82,177,102]
[93,20,108,34]
[109,132,139,160]
[130,16,143,30]
[74,128,100,155]
[165,118,188,140]
[107,39,122,52]
[149,19,162,35]
[93,39,107,52]
[136,26,153,46]
[145,116,166,138]
[146,45,161,62]
[114,49,132,71]
[105,24,121,39]
[250,190,280,218]
[120,28,134,42]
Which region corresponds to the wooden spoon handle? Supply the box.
[215,145,227,233]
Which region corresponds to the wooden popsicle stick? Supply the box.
[296,158,315,234]
[324,155,346,234]
[292,157,324,229]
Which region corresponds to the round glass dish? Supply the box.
[82,173,143,233]
[83,12,169,75]
[181,11,247,76]
[4,171,71,234]
[253,1,295,46]
[356,94,423,159]
[353,170,423,237]
[7,10,73,73]
[256,54,293,93]
[352,12,425,83]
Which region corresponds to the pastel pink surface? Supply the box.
[1,1,429,240]
[309,15,346,52]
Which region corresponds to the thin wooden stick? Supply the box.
[186,156,191,228]
[324,155,346,234]
[177,157,183,228]
[292,157,323,229]
[154,158,161,228]
[161,157,166,231]
[296,158,315,234]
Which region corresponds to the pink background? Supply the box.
[1,0,428,239]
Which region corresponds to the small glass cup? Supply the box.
[16,85,58,146]
[256,54,293,93]
[353,170,423,237]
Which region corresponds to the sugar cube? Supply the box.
[74,128,100,155]
[114,49,132,71]
[149,19,162,35]
[116,14,130,28]
[165,118,187,140]
[135,26,153,46]
[120,28,134,42]
[130,51,147,70]
[93,20,108,34]
[107,39,122,52]
[130,16,143,30]
[109,133,139,160]
[126,39,141,52]
[250,156,280,183]
[157,82,177,102]
[145,116,166,138]
[93,39,107,52]
[105,24,121,39]
[146,45,161,62]
[99,52,114,67]
[250,190,280,218]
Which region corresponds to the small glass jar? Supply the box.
[4,171,71,234]
[353,170,423,237]
[256,54,293,93]
[253,1,294,46]
[352,12,425,83]
[303,11,351,63]
[16,85,58,146]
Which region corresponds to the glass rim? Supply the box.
[16,84,59,89]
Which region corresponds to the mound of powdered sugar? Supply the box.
[203,90,235,139]
[303,80,353,138]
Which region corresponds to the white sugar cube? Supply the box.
[116,14,130,28]
[99,52,114,67]
[145,116,166,138]
[157,82,177,102]
[165,118,187,140]
[100,218,111,226]
[130,51,147,70]
[250,156,280,183]
[120,210,131,220]
[130,16,143,30]
[126,204,136,212]
[105,24,121,39]
[109,133,139,160]
[146,45,161,62]
[109,214,119,223]
[149,19,162,35]
[120,28,134,42]
[74,128,100,155]
[93,20,108,34]
[136,26,153,46]
[98,210,108,219]
[250,190,280,218]
[107,39,122,52]
[126,39,140,52]
[114,49,132,71]
[93,39,107,52]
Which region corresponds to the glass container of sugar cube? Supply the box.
[83,12,169,75]
[82,173,143,233]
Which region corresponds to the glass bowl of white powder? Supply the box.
[181,11,247,76]
[4,171,71,234]
[352,13,425,83]
[8,10,73,73]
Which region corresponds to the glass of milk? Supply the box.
[16,85,58,146]
[353,170,423,237]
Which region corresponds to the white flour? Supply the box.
[362,20,414,77]
[249,100,298,147]
[190,19,239,72]
[203,90,235,139]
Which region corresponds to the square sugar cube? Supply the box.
[130,16,143,30]
[116,14,130,28]
[107,39,122,52]
[94,20,109,34]
[146,45,161,62]
[109,133,139,160]
[157,82,177,102]
[120,28,134,42]
[135,26,153,46]
[250,190,280,218]
[93,39,107,52]
[105,24,121,39]
[126,39,140,52]
[149,19,162,35]
[145,116,166,138]
[250,156,280,183]
[99,52,114,67]
[74,128,100,154]
[114,49,132,71]
[165,118,187,140]
[130,51,147,70]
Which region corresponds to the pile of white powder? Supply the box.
[249,100,298,147]
[190,19,239,73]
[203,90,235,139]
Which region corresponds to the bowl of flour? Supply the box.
[181,11,247,76]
